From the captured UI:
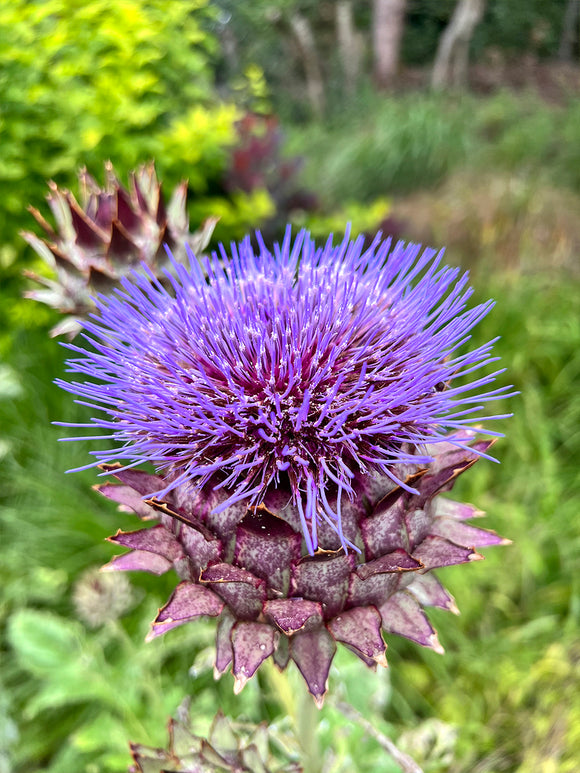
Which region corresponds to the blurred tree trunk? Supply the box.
[288,12,326,118]
[219,23,239,82]
[431,0,486,89]
[559,0,580,61]
[372,0,407,90]
[336,1,361,95]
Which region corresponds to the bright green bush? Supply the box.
[0,0,267,325]
[0,0,219,239]
[296,197,391,241]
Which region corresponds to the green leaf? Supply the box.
[69,713,129,754]
[23,673,109,719]
[7,609,86,674]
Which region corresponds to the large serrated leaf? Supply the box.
[7,609,86,673]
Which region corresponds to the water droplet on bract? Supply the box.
[260,643,266,650]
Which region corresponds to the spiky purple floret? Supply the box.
[57,228,512,553]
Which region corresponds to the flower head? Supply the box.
[58,228,513,703]
[58,228,510,554]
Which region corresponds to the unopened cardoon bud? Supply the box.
[129,704,302,773]
[73,567,135,628]
[58,228,513,704]
[22,161,217,338]
[398,719,458,768]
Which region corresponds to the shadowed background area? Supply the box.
[0,1,579,771]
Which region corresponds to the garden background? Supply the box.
[1,1,579,771]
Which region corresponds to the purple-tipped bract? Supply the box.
[58,228,510,554]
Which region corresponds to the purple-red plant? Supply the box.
[225,114,318,237]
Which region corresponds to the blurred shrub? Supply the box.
[190,189,276,245]
[0,0,221,250]
[392,169,580,276]
[288,94,472,206]
[157,103,240,194]
[229,63,272,115]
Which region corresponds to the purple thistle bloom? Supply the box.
[57,228,511,554]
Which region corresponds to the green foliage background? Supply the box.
[1,1,580,771]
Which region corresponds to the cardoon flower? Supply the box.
[58,229,512,705]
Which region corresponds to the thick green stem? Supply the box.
[296,685,322,773]
[264,661,322,773]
